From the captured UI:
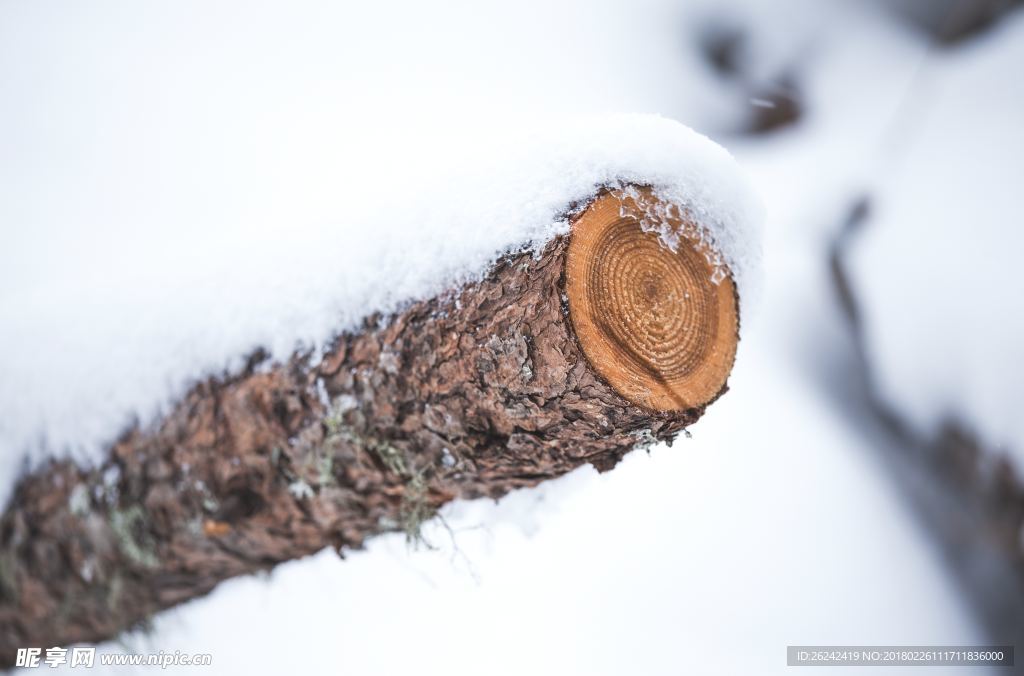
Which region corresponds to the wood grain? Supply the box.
[566,187,739,410]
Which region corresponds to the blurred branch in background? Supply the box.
[697,22,803,133]
[832,0,1024,643]
[880,0,1024,44]
[831,197,1024,641]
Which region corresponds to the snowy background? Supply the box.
[2,0,1023,674]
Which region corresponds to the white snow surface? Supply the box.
[847,12,1024,466]
[58,6,989,659]
[1,1,997,672]
[0,1,762,503]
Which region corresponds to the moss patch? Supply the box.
[108,507,159,569]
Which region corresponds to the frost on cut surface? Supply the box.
[617,182,748,287]
[0,0,762,505]
[847,13,1024,468]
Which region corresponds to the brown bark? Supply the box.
[0,187,738,663]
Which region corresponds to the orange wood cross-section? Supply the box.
[565,187,739,412]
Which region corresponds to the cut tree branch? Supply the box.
[0,187,740,662]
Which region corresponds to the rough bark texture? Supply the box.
[0,228,717,664]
